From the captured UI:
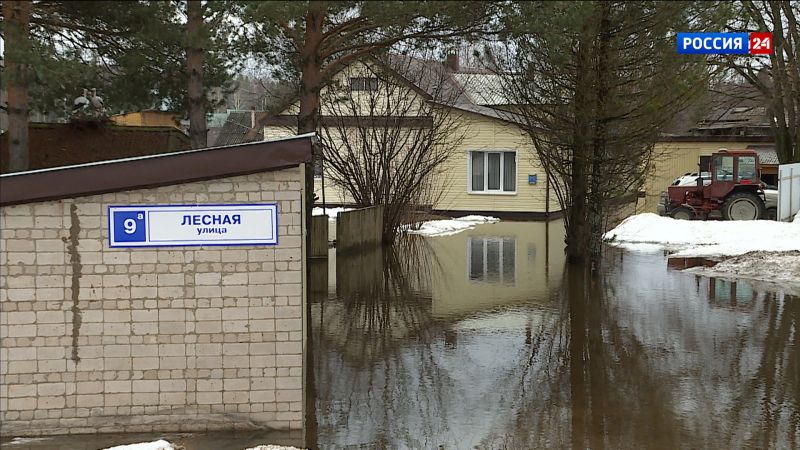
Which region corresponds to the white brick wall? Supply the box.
[0,167,305,436]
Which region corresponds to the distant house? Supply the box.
[110,110,183,129]
[642,83,776,212]
[213,110,264,147]
[257,55,559,218]
[0,122,191,173]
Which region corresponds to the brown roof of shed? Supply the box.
[0,134,315,206]
[1,122,191,174]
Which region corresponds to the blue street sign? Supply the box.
[108,204,278,248]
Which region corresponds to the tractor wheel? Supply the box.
[722,192,765,221]
[671,207,694,220]
[766,207,777,221]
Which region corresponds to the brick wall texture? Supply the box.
[0,167,305,436]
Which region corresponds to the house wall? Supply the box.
[280,61,428,117]
[642,141,769,213]
[433,110,553,214]
[267,112,555,215]
[0,169,305,436]
[265,59,558,216]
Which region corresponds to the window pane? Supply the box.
[350,77,378,91]
[349,78,364,91]
[715,156,734,181]
[488,153,501,190]
[737,156,756,183]
[469,238,483,280]
[367,78,379,90]
[486,239,500,282]
[503,152,516,191]
[471,152,484,191]
[502,238,515,283]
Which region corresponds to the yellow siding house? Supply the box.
[262,56,560,218]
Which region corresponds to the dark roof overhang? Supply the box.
[0,134,315,206]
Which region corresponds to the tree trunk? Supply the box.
[589,3,612,269]
[187,0,207,149]
[3,0,32,172]
[298,8,324,135]
[566,30,594,265]
[297,7,325,253]
[298,8,325,445]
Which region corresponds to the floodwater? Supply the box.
[4,220,798,449]
[308,220,800,449]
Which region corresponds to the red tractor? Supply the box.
[659,149,767,220]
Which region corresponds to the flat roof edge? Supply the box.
[0,135,314,206]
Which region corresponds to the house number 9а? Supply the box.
[124,214,143,234]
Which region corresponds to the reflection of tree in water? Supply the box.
[721,290,800,449]
[481,262,800,449]
[311,242,800,448]
[312,236,456,447]
[479,265,685,449]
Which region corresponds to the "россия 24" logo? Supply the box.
[677,32,773,55]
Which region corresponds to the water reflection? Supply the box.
[426,221,565,317]
[310,221,800,449]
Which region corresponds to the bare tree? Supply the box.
[318,55,467,241]
[723,0,800,163]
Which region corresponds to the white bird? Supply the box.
[90,88,104,111]
[73,88,89,112]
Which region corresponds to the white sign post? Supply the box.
[108,204,278,247]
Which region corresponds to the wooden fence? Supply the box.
[310,215,329,257]
[336,205,384,253]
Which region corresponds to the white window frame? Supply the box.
[467,150,517,195]
[466,236,517,284]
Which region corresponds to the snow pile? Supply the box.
[6,438,51,445]
[686,251,800,293]
[102,441,175,450]
[243,446,303,450]
[604,213,800,257]
[406,215,500,237]
[312,207,352,221]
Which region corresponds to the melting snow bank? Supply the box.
[405,215,500,237]
[103,441,175,450]
[604,213,800,257]
[685,251,800,296]
[100,442,301,450]
[244,446,303,450]
[311,207,352,220]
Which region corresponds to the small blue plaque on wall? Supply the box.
[528,174,538,184]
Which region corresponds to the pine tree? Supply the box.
[1,1,240,169]
[495,1,727,265]
[2,1,32,171]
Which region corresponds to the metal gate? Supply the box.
[778,162,800,222]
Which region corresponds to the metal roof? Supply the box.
[754,147,780,165]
